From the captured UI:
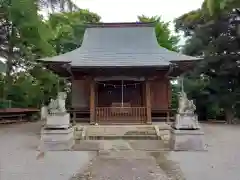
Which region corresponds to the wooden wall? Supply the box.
[71,79,89,108]
[150,78,170,109]
[71,76,171,110]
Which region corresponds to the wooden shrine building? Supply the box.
[40,22,198,124]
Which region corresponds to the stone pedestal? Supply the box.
[45,113,70,129]
[40,113,74,151]
[173,113,200,130]
[170,113,205,151]
[40,106,48,121]
[40,127,74,151]
[170,129,205,151]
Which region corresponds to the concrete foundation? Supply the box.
[40,112,74,151]
[45,113,70,129]
[170,129,205,151]
[173,113,200,130]
[40,126,74,151]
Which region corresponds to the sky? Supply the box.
[74,0,204,23]
[0,0,204,63]
[74,0,204,45]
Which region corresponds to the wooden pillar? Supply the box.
[167,78,171,122]
[142,82,146,106]
[70,77,76,125]
[90,78,96,125]
[145,79,152,124]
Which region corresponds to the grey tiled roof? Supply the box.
[41,23,198,67]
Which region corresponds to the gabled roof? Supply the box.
[40,22,198,67]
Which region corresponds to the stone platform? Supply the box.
[75,123,171,141]
[45,113,70,129]
[173,113,200,130]
[170,112,205,151]
[170,129,205,151]
[40,126,74,151]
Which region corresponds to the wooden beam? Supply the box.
[70,77,76,125]
[166,77,171,122]
[145,79,152,124]
[94,76,145,81]
[89,78,96,125]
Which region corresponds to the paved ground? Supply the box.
[168,123,240,180]
[0,122,95,180]
[1,122,240,180]
[72,151,170,180]
[73,123,240,180]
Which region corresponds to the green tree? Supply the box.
[0,0,54,100]
[175,0,240,123]
[138,15,180,51]
[5,68,67,108]
[205,0,240,16]
[0,7,102,109]
[205,0,240,36]
[38,0,79,12]
[48,9,101,54]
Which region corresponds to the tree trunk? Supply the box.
[237,24,240,37]
[225,107,235,124]
[4,49,13,101]
[4,24,14,100]
[60,0,65,11]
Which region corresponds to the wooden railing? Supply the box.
[96,107,147,123]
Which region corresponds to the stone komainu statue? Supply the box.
[178,91,196,114]
[48,92,67,114]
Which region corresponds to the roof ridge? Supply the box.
[85,22,156,28]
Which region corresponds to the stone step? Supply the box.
[85,131,157,136]
[73,140,170,151]
[75,133,169,141]
[74,125,171,141]
[83,135,160,140]
[85,127,156,135]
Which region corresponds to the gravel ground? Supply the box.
[71,151,170,180]
[73,123,240,180]
[168,123,240,180]
[0,122,95,180]
[1,122,240,180]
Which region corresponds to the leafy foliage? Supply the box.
[0,4,101,108]
[138,15,180,51]
[175,0,240,123]
[0,0,55,100]
[38,0,79,13]
[48,10,101,54]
